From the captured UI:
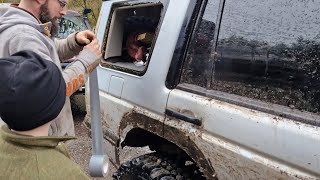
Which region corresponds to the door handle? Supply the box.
[165,109,202,126]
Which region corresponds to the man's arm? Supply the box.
[54,33,83,62]
[55,30,97,62]
[9,32,101,97]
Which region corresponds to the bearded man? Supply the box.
[0,0,102,136]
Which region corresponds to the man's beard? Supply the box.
[39,2,59,36]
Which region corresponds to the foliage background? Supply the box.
[0,0,102,27]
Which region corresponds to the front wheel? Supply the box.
[113,152,206,180]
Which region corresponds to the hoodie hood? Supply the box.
[0,5,52,36]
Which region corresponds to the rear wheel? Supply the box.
[113,152,206,180]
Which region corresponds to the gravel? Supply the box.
[66,112,150,179]
[66,113,110,179]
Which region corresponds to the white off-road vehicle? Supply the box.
[87,0,320,179]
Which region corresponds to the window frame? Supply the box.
[100,0,170,76]
[165,0,209,89]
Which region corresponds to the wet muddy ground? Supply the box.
[67,112,149,180]
[67,113,109,179]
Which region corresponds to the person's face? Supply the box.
[47,0,68,19]
[39,0,68,36]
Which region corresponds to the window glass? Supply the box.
[181,0,219,87]
[214,0,320,113]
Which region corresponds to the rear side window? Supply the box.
[214,0,320,113]
[101,2,164,76]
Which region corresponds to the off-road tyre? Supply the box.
[113,152,206,180]
[70,94,86,115]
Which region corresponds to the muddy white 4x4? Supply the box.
[87,0,320,179]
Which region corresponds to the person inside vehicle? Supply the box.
[126,31,154,66]
[0,51,90,179]
[0,0,101,136]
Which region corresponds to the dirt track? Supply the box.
[67,112,150,179]
[67,113,112,179]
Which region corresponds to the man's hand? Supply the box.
[77,38,102,73]
[75,30,96,46]
[84,38,102,59]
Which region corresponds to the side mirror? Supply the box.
[83,8,92,16]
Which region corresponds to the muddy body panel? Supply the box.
[166,86,320,179]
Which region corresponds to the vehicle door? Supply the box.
[165,0,320,179]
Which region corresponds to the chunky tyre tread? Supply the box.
[113,153,206,180]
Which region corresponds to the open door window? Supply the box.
[101,2,165,75]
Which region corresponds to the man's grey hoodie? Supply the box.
[0,5,97,136]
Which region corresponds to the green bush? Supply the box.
[1,0,102,27]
